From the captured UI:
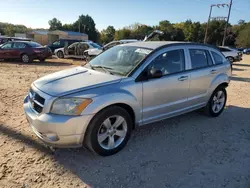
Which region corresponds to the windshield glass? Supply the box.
[28,42,42,47]
[90,42,101,49]
[88,46,152,76]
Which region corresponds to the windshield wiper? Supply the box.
[91,65,114,75]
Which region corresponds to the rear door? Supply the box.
[0,42,13,59]
[12,42,27,58]
[187,46,218,105]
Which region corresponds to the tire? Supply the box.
[226,56,234,63]
[21,54,31,63]
[204,86,227,117]
[39,58,46,62]
[84,106,133,156]
[57,51,64,58]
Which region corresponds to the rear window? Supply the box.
[28,42,42,47]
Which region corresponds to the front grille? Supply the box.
[29,89,45,113]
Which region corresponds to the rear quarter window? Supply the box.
[211,51,225,65]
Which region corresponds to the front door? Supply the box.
[0,42,13,59]
[141,48,190,124]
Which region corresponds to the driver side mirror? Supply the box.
[148,67,163,79]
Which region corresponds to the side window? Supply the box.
[189,49,210,69]
[1,42,12,49]
[211,51,224,65]
[149,49,185,76]
[13,42,26,49]
[52,41,60,46]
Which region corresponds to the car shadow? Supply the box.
[232,67,245,71]
[234,63,250,67]
[1,105,250,187]
[230,76,250,82]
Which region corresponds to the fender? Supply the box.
[207,73,230,99]
[82,90,141,122]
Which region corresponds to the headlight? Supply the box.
[50,98,92,116]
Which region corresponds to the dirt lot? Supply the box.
[0,57,250,188]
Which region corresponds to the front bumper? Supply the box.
[24,95,94,148]
[234,55,242,62]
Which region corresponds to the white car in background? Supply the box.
[218,46,242,63]
[55,42,102,59]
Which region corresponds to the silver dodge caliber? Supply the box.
[24,41,231,156]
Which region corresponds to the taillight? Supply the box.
[33,49,42,53]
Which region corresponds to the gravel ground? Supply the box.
[0,57,250,188]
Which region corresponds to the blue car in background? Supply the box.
[243,48,250,55]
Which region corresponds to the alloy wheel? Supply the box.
[212,90,225,113]
[97,115,128,150]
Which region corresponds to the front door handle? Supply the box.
[210,69,217,74]
[178,76,188,81]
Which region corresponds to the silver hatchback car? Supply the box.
[24,41,231,156]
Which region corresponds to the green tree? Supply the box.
[73,15,99,42]
[131,24,153,40]
[114,29,132,40]
[236,23,250,47]
[100,26,116,44]
[48,18,62,31]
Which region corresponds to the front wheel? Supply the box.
[226,56,234,63]
[84,106,133,156]
[205,86,227,117]
[57,51,64,58]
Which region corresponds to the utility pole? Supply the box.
[79,20,81,33]
[222,0,233,46]
[204,3,231,44]
[204,5,214,44]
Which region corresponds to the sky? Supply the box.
[0,0,249,31]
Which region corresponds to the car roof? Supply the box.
[122,41,217,50]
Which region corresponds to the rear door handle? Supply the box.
[178,76,188,81]
[210,69,217,74]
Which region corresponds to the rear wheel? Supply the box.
[205,86,227,117]
[21,54,31,63]
[39,58,46,62]
[57,51,64,58]
[84,106,132,156]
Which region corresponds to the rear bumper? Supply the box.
[33,52,52,60]
[23,95,94,148]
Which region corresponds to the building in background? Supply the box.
[14,33,27,38]
[48,30,88,44]
[26,30,48,45]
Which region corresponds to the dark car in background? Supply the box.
[0,41,52,63]
[47,39,84,53]
[0,36,32,45]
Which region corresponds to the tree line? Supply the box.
[0,15,250,48]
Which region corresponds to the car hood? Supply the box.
[33,66,122,96]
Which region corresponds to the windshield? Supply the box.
[88,45,152,76]
[90,42,101,49]
[28,42,42,47]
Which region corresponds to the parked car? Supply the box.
[218,46,242,63]
[55,41,102,59]
[243,48,250,55]
[24,41,231,156]
[0,41,52,63]
[103,39,138,51]
[0,36,31,45]
[47,39,84,53]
